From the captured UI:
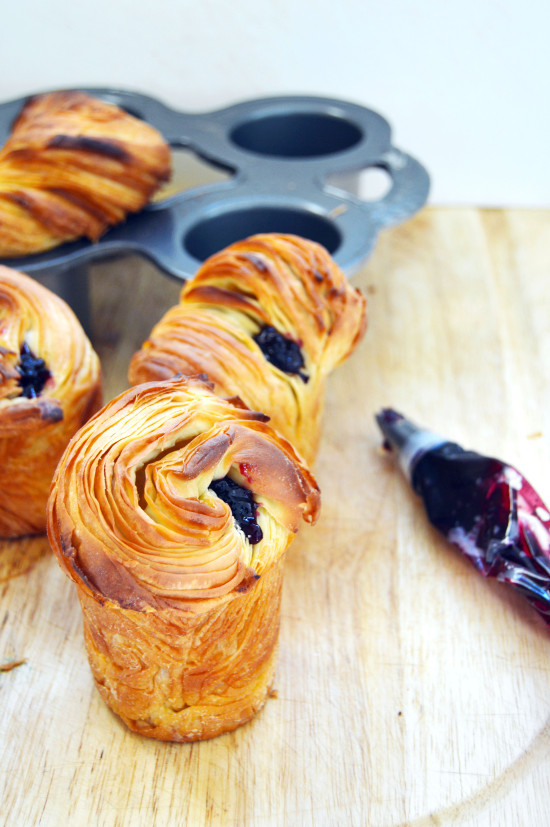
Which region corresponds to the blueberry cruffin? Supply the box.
[0,90,171,257]
[0,265,102,537]
[129,233,367,464]
[47,376,320,742]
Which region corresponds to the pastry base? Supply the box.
[78,555,285,742]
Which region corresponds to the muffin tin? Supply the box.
[0,88,429,283]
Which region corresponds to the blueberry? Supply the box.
[254,326,308,382]
[17,342,51,399]
[210,476,263,544]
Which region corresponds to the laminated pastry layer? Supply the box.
[47,375,320,741]
[0,265,102,536]
[0,90,171,256]
[48,375,320,611]
[77,554,285,741]
[129,233,367,464]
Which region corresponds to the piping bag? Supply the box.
[376,408,550,625]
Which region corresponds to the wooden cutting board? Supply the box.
[1,208,549,826]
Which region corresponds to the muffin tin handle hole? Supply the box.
[327,165,394,202]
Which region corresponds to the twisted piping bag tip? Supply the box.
[375,408,447,480]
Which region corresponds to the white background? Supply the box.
[2,0,549,206]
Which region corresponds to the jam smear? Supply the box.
[254,325,308,382]
[17,342,51,399]
[210,476,263,544]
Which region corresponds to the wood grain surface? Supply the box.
[1,208,549,826]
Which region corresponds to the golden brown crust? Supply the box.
[0,91,171,256]
[0,265,102,537]
[129,233,367,464]
[78,556,284,741]
[47,375,320,739]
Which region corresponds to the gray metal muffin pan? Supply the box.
[0,88,429,283]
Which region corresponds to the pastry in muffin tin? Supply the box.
[47,375,320,741]
[0,265,102,537]
[0,90,171,257]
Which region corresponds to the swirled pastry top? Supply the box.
[0,90,171,257]
[134,233,366,378]
[48,375,320,612]
[129,234,367,462]
[0,264,101,433]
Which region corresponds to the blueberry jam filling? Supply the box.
[210,476,263,544]
[17,342,51,399]
[253,325,308,382]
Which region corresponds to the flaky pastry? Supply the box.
[0,265,102,537]
[0,90,171,257]
[129,233,367,464]
[47,375,320,741]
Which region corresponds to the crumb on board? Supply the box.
[0,658,26,672]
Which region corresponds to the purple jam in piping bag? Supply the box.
[376,408,550,625]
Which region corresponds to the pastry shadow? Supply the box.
[0,533,51,583]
